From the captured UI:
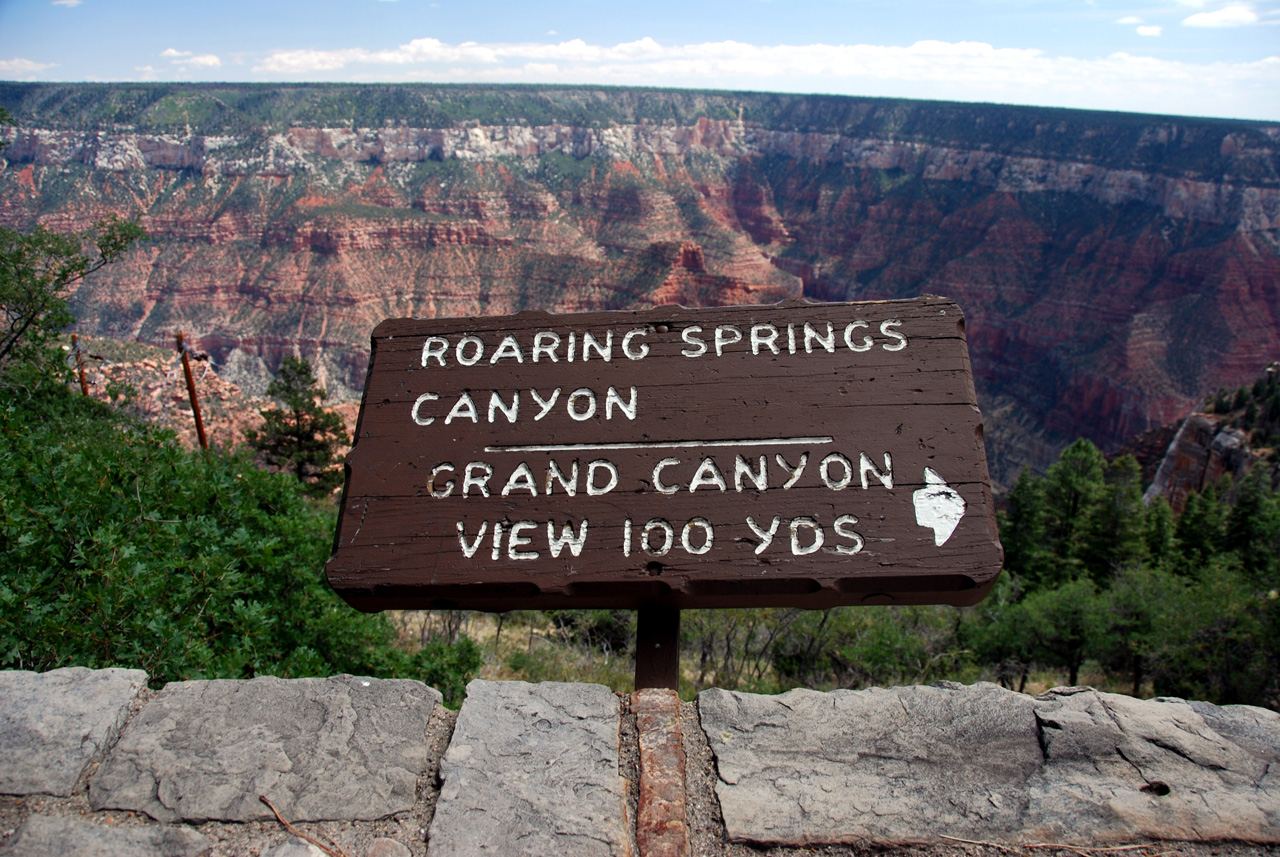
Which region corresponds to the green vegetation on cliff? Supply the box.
[1208,364,1280,455]
[987,438,1278,704]
[0,381,480,704]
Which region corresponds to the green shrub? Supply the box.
[0,381,480,703]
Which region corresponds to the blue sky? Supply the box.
[1,0,1277,120]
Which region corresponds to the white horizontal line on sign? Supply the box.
[484,436,835,453]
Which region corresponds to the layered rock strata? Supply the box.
[1143,413,1262,511]
[2,86,1277,485]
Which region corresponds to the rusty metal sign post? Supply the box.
[327,296,1003,686]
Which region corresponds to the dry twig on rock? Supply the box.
[259,794,351,857]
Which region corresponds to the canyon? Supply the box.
[1,83,1277,488]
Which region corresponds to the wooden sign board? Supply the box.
[327,296,1002,612]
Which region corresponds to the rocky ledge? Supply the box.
[5,124,1278,229]
[0,668,1276,857]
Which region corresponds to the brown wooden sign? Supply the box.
[327,296,1002,612]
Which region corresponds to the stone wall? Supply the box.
[1,668,1277,857]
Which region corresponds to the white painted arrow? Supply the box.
[913,468,966,546]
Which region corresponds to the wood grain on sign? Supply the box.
[327,296,1003,612]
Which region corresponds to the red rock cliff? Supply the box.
[2,97,1276,488]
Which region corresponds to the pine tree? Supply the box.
[1040,438,1106,582]
[1225,469,1280,582]
[1021,577,1102,687]
[1174,484,1228,574]
[1077,455,1148,584]
[246,356,349,496]
[1001,468,1051,587]
[1144,496,1177,563]
[1094,563,1178,697]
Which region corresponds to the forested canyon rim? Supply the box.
[1,83,1277,487]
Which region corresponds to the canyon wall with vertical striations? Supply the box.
[2,83,1277,488]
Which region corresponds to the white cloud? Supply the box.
[51,0,83,7]
[247,36,1280,121]
[0,57,57,73]
[662,38,1013,79]
[1183,5,1259,26]
[1117,16,1143,24]
[159,48,220,68]
[258,48,372,72]
[1137,25,1163,35]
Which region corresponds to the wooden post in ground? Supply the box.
[70,334,90,396]
[175,332,209,450]
[635,606,680,691]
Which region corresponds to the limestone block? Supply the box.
[0,815,209,857]
[0,667,147,796]
[1024,688,1280,843]
[700,681,1041,845]
[426,680,628,857]
[700,682,1280,846]
[89,675,440,822]
[1189,698,1280,762]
